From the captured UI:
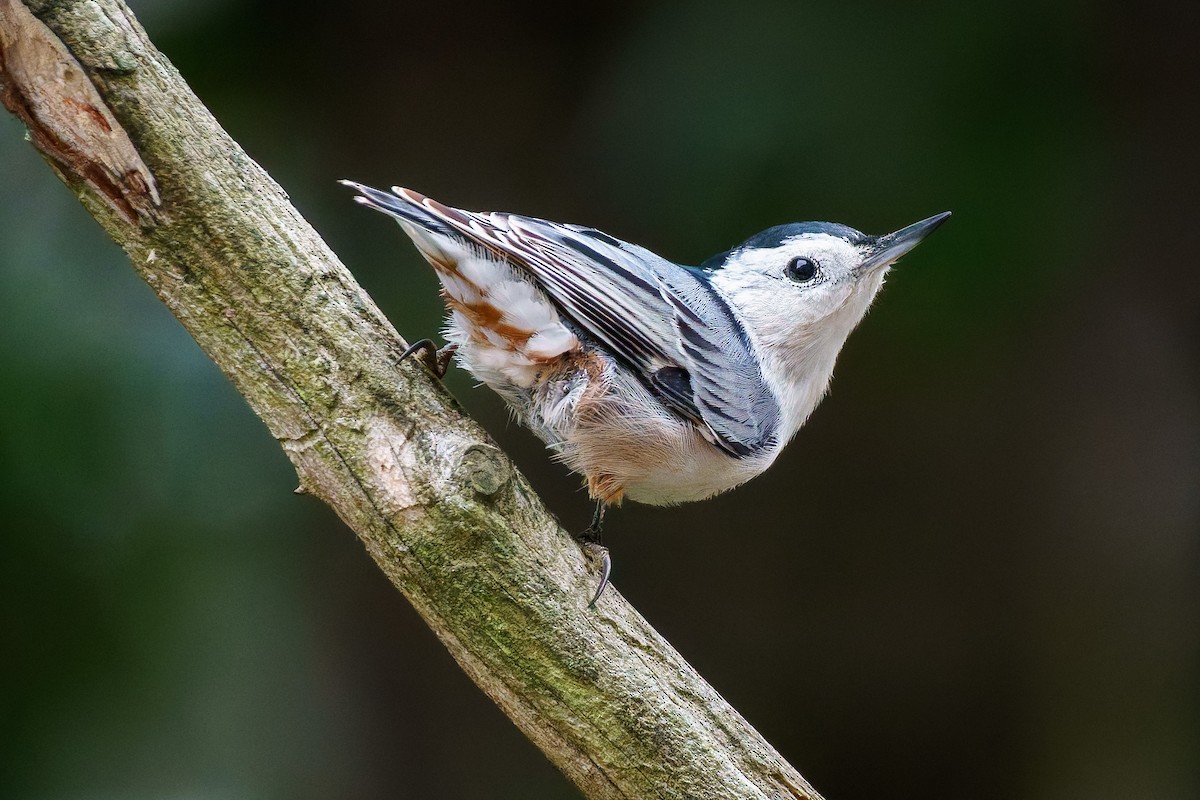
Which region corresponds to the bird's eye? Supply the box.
[785,257,818,282]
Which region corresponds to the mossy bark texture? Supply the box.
[0,2,823,798]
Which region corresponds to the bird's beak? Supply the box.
[860,211,951,271]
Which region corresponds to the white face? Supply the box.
[711,232,887,336]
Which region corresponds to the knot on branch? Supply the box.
[456,443,510,497]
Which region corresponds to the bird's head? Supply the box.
[706,212,950,334]
[705,212,950,429]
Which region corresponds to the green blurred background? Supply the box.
[2,0,1197,798]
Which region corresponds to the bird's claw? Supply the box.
[579,500,610,608]
[401,338,458,379]
[583,541,611,609]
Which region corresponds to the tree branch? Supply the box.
[1,2,823,797]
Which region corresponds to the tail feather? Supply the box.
[340,179,467,265]
[339,180,456,235]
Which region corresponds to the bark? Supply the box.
[0,2,824,798]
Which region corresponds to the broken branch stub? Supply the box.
[0,0,158,224]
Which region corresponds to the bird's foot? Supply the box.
[581,541,611,609]
[578,502,611,608]
[401,338,458,379]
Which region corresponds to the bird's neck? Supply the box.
[761,285,884,443]
[763,332,844,441]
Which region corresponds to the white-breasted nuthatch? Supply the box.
[343,181,949,604]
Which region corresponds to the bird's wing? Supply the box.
[344,182,781,456]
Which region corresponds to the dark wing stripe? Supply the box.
[678,324,720,354]
[532,271,660,364]
[558,237,664,297]
[526,255,669,365]
[665,292,707,327]
[566,224,626,249]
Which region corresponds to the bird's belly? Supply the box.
[520,359,778,506]
[460,342,778,507]
[619,441,776,506]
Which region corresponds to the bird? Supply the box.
[342,180,949,605]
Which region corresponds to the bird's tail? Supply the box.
[339,180,449,232]
[340,179,470,267]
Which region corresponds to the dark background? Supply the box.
[2,1,1197,798]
